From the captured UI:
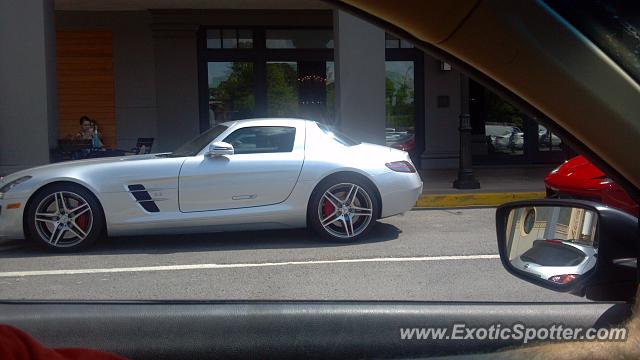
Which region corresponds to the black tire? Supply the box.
[308,174,380,242]
[25,183,105,252]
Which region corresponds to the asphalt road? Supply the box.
[0,208,587,302]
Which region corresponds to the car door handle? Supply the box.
[232,195,257,200]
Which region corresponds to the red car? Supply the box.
[390,135,415,153]
[545,155,638,217]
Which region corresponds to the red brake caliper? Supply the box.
[76,213,89,232]
[322,198,335,218]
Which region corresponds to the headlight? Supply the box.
[0,176,32,199]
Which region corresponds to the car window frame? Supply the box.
[221,125,298,155]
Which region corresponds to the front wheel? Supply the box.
[308,176,379,241]
[26,184,105,251]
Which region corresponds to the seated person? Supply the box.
[69,116,104,148]
[73,116,94,141]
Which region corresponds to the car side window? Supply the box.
[223,126,296,154]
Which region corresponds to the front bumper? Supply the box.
[0,197,27,240]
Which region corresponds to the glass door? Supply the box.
[266,61,335,124]
[385,61,416,155]
[384,34,425,166]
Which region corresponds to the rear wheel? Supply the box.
[26,184,104,251]
[309,175,379,241]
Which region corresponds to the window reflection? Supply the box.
[385,61,416,154]
[266,61,334,124]
[207,62,255,126]
[267,62,299,117]
[538,125,563,152]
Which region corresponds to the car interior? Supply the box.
[1,0,639,358]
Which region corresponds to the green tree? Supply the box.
[211,63,255,121]
[485,90,523,129]
[385,74,415,130]
[267,63,298,117]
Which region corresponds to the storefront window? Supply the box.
[484,90,525,156]
[207,62,255,126]
[201,27,334,128]
[207,29,253,49]
[326,61,335,125]
[266,61,334,123]
[385,61,416,154]
[470,80,568,163]
[538,125,563,152]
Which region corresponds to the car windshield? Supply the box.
[169,125,228,157]
[545,0,640,84]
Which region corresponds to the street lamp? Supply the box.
[453,74,480,189]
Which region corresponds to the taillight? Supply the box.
[385,161,416,173]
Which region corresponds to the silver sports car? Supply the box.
[0,119,423,251]
[510,239,597,284]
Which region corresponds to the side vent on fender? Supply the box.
[128,184,160,213]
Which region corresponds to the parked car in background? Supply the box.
[388,134,416,153]
[385,128,416,153]
[538,125,562,149]
[485,124,522,153]
[509,128,524,151]
[545,155,638,217]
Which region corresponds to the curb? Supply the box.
[415,191,546,209]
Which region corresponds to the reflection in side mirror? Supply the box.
[505,206,598,286]
[207,142,234,157]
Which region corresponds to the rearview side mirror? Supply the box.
[496,199,638,301]
[206,142,234,157]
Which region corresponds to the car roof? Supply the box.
[335,0,640,199]
[219,118,313,128]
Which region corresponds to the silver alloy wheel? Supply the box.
[34,191,93,248]
[318,183,373,239]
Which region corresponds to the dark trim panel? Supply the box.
[0,301,630,359]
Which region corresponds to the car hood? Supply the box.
[1,154,164,183]
[544,155,606,192]
[548,156,604,180]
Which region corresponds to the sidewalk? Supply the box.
[415,165,553,208]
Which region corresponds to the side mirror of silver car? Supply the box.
[207,142,234,157]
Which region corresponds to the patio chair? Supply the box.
[131,138,154,154]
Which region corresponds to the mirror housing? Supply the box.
[206,142,234,157]
[496,199,638,302]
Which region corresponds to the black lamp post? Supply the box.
[453,75,480,189]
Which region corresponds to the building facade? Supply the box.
[0,0,570,176]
